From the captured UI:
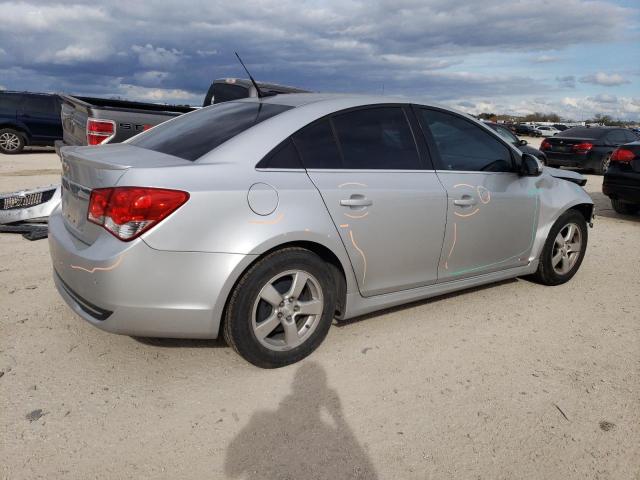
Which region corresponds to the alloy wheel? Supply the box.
[251,270,324,351]
[0,132,21,152]
[551,223,582,275]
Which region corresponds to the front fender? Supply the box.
[530,174,594,261]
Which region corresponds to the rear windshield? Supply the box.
[129,102,292,161]
[557,128,606,139]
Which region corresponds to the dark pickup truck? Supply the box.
[58,78,308,149]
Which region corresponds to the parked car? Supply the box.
[553,124,569,132]
[602,141,640,214]
[59,78,309,148]
[535,125,561,136]
[514,124,541,137]
[484,122,547,163]
[50,95,593,368]
[540,127,639,174]
[0,91,63,154]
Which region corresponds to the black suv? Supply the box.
[0,91,63,154]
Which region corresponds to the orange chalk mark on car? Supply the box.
[349,230,367,285]
[71,254,125,274]
[249,212,285,225]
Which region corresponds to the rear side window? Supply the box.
[129,102,292,161]
[292,119,342,169]
[22,95,56,114]
[259,138,302,169]
[419,109,513,172]
[331,107,421,169]
[0,94,22,111]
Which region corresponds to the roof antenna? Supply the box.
[235,52,264,99]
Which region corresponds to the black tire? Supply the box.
[0,128,26,154]
[611,199,639,215]
[595,153,612,175]
[223,247,337,368]
[529,210,588,286]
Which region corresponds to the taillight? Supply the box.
[540,139,552,150]
[88,187,189,241]
[87,118,116,146]
[572,142,593,153]
[610,148,635,163]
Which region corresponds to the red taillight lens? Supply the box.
[540,139,552,150]
[87,118,116,146]
[142,124,154,131]
[572,142,593,153]
[610,148,635,164]
[88,187,189,241]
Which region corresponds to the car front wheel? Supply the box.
[0,129,25,154]
[530,210,588,286]
[223,247,337,368]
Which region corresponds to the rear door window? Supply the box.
[419,109,513,172]
[0,94,22,111]
[129,102,292,161]
[292,119,342,169]
[331,107,422,170]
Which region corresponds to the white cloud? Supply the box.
[580,72,630,86]
[131,44,183,69]
[52,44,113,64]
[532,55,561,63]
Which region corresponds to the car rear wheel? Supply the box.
[529,210,588,286]
[223,247,337,368]
[611,198,639,215]
[596,153,612,175]
[0,129,25,154]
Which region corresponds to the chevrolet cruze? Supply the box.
[49,94,594,368]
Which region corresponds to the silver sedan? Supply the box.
[49,94,594,367]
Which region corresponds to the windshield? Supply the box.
[129,102,292,161]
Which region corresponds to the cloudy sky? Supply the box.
[1,0,638,120]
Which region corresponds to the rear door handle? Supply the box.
[453,196,477,207]
[340,197,373,207]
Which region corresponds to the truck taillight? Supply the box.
[572,142,593,153]
[88,187,189,241]
[610,148,635,164]
[87,118,116,146]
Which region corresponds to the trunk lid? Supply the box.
[59,144,190,244]
[543,136,600,155]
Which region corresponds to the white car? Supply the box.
[535,126,561,136]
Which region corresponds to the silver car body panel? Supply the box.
[50,94,593,338]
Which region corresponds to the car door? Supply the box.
[294,106,447,297]
[18,95,61,141]
[415,107,540,282]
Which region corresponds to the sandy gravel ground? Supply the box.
[1,148,639,480]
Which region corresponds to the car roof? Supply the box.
[235,92,442,109]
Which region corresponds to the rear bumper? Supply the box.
[603,173,640,204]
[545,152,590,168]
[48,208,251,338]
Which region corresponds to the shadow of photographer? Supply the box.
[224,362,378,479]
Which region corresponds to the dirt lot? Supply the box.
[1,148,639,480]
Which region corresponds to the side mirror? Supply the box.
[518,139,528,146]
[520,153,543,176]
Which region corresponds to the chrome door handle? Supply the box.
[340,197,373,207]
[453,197,477,207]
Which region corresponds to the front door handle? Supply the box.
[340,196,373,207]
[453,196,477,207]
